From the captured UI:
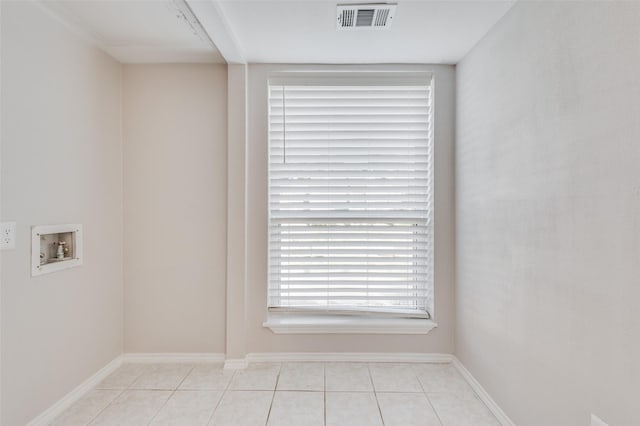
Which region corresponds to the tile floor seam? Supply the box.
[415,365,445,426]
[424,393,445,426]
[127,365,146,391]
[86,364,151,425]
[323,363,327,426]
[145,364,194,426]
[204,366,236,425]
[73,388,125,426]
[264,363,282,426]
[367,363,386,426]
[127,364,151,391]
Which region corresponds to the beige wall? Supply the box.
[456,2,640,424]
[245,64,456,353]
[0,2,123,424]
[123,64,228,353]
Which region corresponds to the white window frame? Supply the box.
[266,71,435,323]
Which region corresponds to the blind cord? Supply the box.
[282,85,286,164]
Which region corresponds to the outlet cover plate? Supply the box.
[1,222,16,250]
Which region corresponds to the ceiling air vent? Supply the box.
[337,3,397,30]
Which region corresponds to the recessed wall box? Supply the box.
[31,224,83,276]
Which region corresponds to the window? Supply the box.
[268,72,434,319]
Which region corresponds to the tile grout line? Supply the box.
[205,365,237,425]
[145,364,195,426]
[414,364,445,426]
[85,364,148,425]
[79,388,126,426]
[264,363,282,426]
[323,363,327,426]
[367,364,386,426]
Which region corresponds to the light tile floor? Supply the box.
[51,362,500,426]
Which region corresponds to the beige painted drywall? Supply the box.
[244,64,456,353]
[123,64,228,353]
[456,2,640,424]
[0,2,123,424]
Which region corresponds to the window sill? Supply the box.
[263,314,437,335]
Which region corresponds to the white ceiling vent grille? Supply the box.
[337,3,397,30]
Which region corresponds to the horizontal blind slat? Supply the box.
[270,166,429,174]
[270,179,430,187]
[265,295,427,301]
[271,264,431,271]
[268,80,433,315]
[270,212,431,220]
[268,280,430,287]
[270,257,431,264]
[269,228,432,235]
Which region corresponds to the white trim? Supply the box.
[452,357,515,426]
[223,358,250,370]
[186,0,245,64]
[246,352,453,364]
[26,356,123,426]
[35,0,225,64]
[122,353,226,363]
[263,315,437,335]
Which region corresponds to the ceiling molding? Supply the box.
[186,0,245,64]
[35,0,225,64]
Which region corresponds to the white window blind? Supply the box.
[268,72,434,318]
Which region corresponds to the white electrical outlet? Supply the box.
[1,222,17,250]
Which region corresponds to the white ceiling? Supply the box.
[42,0,226,63]
[40,0,515,65]
[217,0,516,64]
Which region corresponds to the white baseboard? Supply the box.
[452,357,515,426]
[246,352,454,363]
[122,352,226,363]
[225,352,452,370]
[26,355,123,426]
[223,358,249,370]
